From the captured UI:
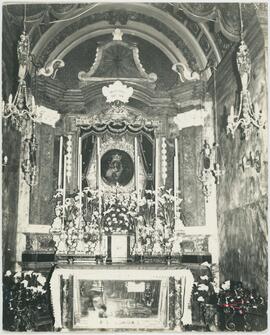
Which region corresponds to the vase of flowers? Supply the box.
[102,191,137,235]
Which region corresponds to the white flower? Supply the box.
[197,296,205,302]
[21,279,28,288]
[65,198,72,206]
[37,274,46,286]
[37,286,46,294]
[200,275,209,281]
[197,284,209,291]
[201,261,211,268]
[5,270,12,277]
[14,272,22,278]
[159,198,166,205]
[145,190,153,195]
[31,287,38,293]
[221,280,230,291]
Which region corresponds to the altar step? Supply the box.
[21,251,211,265]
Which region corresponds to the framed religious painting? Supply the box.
[101,149,134,187]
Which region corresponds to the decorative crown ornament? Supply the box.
[102,80,134,103]
[112,28,123,41]
[111,154,122,162]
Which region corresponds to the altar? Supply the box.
[46,28,213,332]
[50,264,194,331]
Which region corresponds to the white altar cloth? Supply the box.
[50,264,194,330]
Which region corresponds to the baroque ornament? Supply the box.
[197,140,224,201]
[38,11,197,72]
[226,5,265,140]
[2,31,38,130]
[37,59,65,79]
[102,80,133,104]
[172,62,200,82]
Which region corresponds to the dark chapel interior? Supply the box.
[2,2,268,332]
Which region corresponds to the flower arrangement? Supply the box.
[217,280,266,331]
[133,195,155,255]
[82,188,102,254]
[193,274,218,305]
[192,266,267,332]
[3,270,48,331]
[51,186,184,258]
[133,187,183,257]
[51,188,102,255]
[102,191,137,234]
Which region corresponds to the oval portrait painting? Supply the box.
[101,149,134,186]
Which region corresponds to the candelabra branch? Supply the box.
[226,40,265,140]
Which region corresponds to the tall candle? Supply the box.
[62,155,67,229]
[137,156,140,210]
[97,137,101,213]
[134,137,139,210]
[78,137,81,190]
[174,138,179,218]
[79,154,82,216]
[155,137,159,218]
[58,136,63,189]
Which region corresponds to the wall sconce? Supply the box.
[198,140,225,201]
[2,155,8,168]
[21,132,38,188]
[239,150,261,173]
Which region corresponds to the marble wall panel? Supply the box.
[2,126,21,271]
[211,14,268,297]
[29,124,56,225]
[178,126,205,226]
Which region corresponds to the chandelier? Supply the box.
[2,31,38,131]
[226,4,264,140]
[2,5,39,188]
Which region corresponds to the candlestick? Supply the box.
[58,136,63,189]
[155,137,159,218]
[79,154,82,216]
[97,137,101,213]
[134,137,139,210]
[78,137,81,190]
[174,138,179,218]
[62,155,67,230]
[137,156,140,210]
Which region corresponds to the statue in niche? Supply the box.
[101,149,134,186]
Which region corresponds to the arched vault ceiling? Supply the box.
[29,3,210,73]
[4,2,262,82]
[56,35,179,91]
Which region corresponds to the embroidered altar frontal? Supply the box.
[50,264,194,331]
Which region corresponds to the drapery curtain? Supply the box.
[80,123,154,136]
[138,134,154,191]
[81,135,96,188]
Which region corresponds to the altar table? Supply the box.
[50,264,194,331]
